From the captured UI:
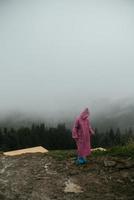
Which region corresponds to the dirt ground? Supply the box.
[0,152,134,200]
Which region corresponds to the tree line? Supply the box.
[0,123,134,151]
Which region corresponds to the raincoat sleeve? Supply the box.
[88,120,94,135]
[72,118,80,140]
[89,126,94,135]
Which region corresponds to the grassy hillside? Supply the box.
[49,141,134,160]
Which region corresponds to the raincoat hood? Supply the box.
[80,108,89,120]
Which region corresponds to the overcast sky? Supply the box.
[0,0,134,119]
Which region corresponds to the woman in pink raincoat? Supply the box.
[72,108,94,164]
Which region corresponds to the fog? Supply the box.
[0,0,134,123]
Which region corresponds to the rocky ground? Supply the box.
[0,151,134,200]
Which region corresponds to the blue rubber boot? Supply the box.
[83,157,89,164]
[75,157,85,165]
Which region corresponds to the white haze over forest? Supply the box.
[0,0,134,128]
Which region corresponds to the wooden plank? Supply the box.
[4,146,48,156]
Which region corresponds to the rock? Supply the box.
[120,171,129,178]
[116,161,134,169]
[129,178,134,183]
[64,179,83,193]
[116,164,126,169]
[0,192,4,199]
[116,179,124,184]
[125,161,134,168]
[115,197,124,200]
[104,160,116,167]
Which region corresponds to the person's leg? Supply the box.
[75,142,86,164]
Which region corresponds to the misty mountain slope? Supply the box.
[93,103,134,131]
[0,112,45,128]
[0,101,134,131]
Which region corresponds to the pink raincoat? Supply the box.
[72,108,94,157]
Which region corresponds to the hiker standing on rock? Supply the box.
[72,108,94,164]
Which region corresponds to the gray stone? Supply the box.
[104,160,116,167]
